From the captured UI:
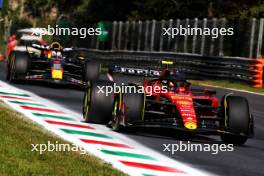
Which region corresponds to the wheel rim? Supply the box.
[10,55,15,81]
[112,100,119,130]
[83,82,91,121]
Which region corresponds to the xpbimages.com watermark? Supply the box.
[31,25,102,38]
[163,25,234,39]
[163,141,234,155]
[97,83,168,96]
[31,141,87,154]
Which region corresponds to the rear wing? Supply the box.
[108,60,200,81]
[109,65,202,81]
[110,65,161,77]
[109,60,175,77]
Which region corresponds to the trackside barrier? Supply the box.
[81,49,264,88]
[253,58,264,88]
[56,17,264,87]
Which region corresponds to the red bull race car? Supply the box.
[83,61,254,145]
[6,41,100,85]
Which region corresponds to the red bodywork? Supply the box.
[7,35,46,58]
[7,37,17,57]
[143,73,219,130]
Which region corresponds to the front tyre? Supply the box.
[8,51,29,82]
[112,93,123,131]
[83,80,114,123]
[111,90,145,131]
[6,56,11,80]
[221,95,251,145]
[83,60,100,81]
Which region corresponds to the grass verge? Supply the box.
[0,102,127,176]
[191,80,264,94]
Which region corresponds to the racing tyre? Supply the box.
[6,56,10,80]
[8,51,29,82]
[221,95,251,145]
[83,61,100,81]
[112,88,145,131]
[83,80,114,123]
[112,92,123,131]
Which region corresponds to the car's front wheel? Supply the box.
[83,60,100,82]
[221,95,252,145]
[111,89,145,131]
[83,80,114,123]
[8,51,29,82]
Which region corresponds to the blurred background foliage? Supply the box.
[6,0,264,21]
[58,0,264,21]
[1,0,264,32]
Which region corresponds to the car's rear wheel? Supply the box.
[221,95,251,145]
[8,51,29,82]
[83,60,100,81]
[83,80,114,123]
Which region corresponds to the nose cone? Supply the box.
[171,95,197,130]
[184,121,197,130]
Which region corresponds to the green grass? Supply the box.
[191,80,264,93]
[0,102,127,176]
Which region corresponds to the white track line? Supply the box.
[0,81,214,176]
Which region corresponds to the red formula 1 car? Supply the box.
[83,62,254,145]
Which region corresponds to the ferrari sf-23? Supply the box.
[6,42,100,85]
[83,61,254,145]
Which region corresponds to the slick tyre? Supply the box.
[83,80,114,123]
[122,91,145,123]
[83,61,100,81]
[6,56,10,80]
[8,51,29,82]
[112,91,145,131]
[112,92,123,131]
[221,95,251,145]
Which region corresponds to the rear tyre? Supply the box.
[220,95,251,145]
[83,80,114,123]
[83,61,100,81]
[8,51,29,82]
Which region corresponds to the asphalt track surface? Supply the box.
[1,61,264,176]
